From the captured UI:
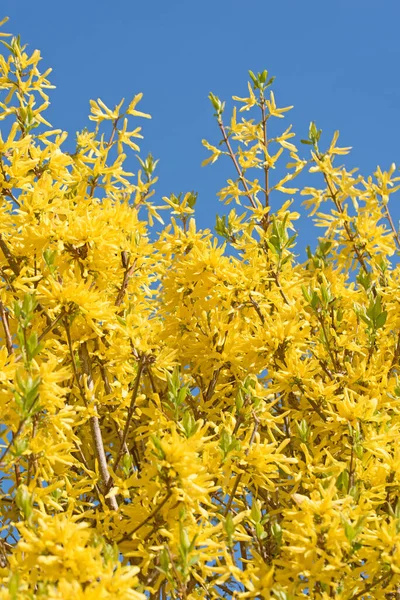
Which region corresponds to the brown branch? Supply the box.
[389,333,400,376]
[224,412,260,516]
[64,319,87,403]
[205,312,235,403]
[307,397,327,422]
[351,570,393,600]
[88,118,121,198]
[249,294,265,325]
[111,356,145,477]
[0,234,20,276]
[37,308,66,342]
[205,366,222,403]
[14,463,21,487]
[218,118,257,209]
[383,202,400,249]
[0,155,20,208]
[79,342,118,511]
[118,488,171,543]
[73,440,103,503]
[316,312,341,372]
[260,97,269,210]
[115,258,137,307]
[0,301,13,355]
[96,354,131,464]
[0,420,24,464]
[319,166,369,274]
[271,271,290,305]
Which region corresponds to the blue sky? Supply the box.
[5,0,400,258]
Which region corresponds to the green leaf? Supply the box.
[8,573,20,600]
[375,311,387,329]
[224,512,235,537]
[159,548,169,574]
[271,522,282,545]
[250,500,261,524]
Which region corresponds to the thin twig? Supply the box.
[224,412,260,516]
[249,294,265,325]
[79,342,118,511]
[0,421,24,464]
[0,235,20,276]
[37,308,66,342]
[383,203,400,249]
[112,356,145,476]
[351,570,393,600]
[319,166,369,274]
[64,319,87,403]
[260,96,269,209]
[205,366,222,403]
[73,440,103,503]
[118,488,171,543]
[218,118,257,209]
[0,301,13,355]
[271,271,290,305]
[96,356,131,460]
[115,259,137,307]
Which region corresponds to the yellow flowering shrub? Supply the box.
[1,17,400,600]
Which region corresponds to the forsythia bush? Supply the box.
[1,16,400,600]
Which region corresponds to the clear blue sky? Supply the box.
[5,0,400,257]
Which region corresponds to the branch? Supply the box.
[224,412,260,516]
[96,353,132,464]
[260,96,270,210]
[0,234,20,276]
[38,308,66,342]
[115,257,137,308]
[0,301,13,355]
[271,271,290,305]
[218,118,257,209]
[118,488,171,543]
[79,342,118,511]
[383,202,400,250]
[0,421,24,464]
[319,166,370,274]
[111,355,145,476]
[249,294,265,325]
[351,570,393,600]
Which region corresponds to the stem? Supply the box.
[0,234,20,276]
[317,311,340,372]
[382,201,400,249]
[218,118,257,209]
[0,420,24,464]
[107,117,120,148]
[224,412,260,516]
[271,271,290,305]
[37,308,66,342]
[248,294,265,325]
[351,570,393,599]
[96,355,131,461]
[115,259,137,307]
[112,357,145,476]
[319,164,370,274]
[348,443,355,493]
[79,342,118,510]
[118,488,171,543]
[0,156,20,208]
[64,319,87,403]
[260,96,269,209]
[205,366,222,402]
[0,301,13,355]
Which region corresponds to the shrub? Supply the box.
[0,16,400,600]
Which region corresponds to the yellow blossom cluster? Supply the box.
[1,18,400,600]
